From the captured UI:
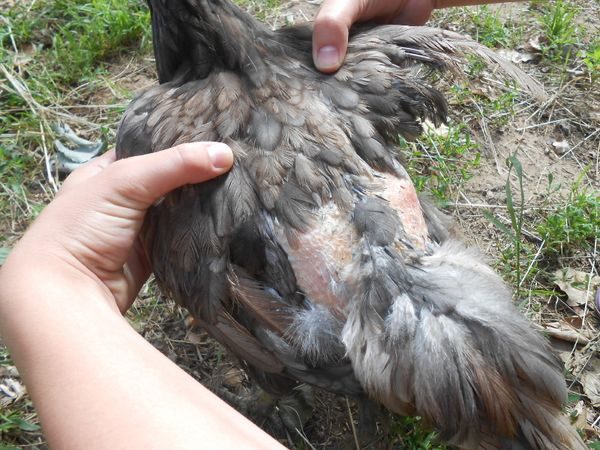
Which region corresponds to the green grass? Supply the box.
[539,0,580,63]
[401,124,481,203]
[581,37,600,82]
[234,0,281,21]
[0,144,35,184]
[391,416,446,449]
[2,0,151,85]
[537,185,599,258]
[0,0,151,251]
[468,5,523,49]
[485,157,598,306]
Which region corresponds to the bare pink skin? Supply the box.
[278,171,429,313]
[377,171,428,250]
[278,202,354,314]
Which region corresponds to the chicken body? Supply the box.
[116,1,586,448]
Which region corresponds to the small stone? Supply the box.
[551,140,570,154]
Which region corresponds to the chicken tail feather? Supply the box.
[342,241,585,449]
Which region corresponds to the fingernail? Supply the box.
[207,143,233,169]
[316,45,340,71]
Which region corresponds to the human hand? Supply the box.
[2,143,233,313]
[0,142,285,450]
[313,0,436,72]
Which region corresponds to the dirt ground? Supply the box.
[1,0,598,448]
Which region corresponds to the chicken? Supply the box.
[115,0,586,448]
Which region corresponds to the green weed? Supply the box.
[486,161,598,301]
[234,0,281,21]
[390,416,446,449]
[402,124,481,202]
[0,141,40,221]
[484,90,518,127]
[580,38,600,82]
[503,156,525,290]
[0,445,21,450]
[537,184,599,258]
[0,412,39,434]
[484,155,528,294]
[469,6,521,49]
[539,0,579,63]
[2,0,151,85]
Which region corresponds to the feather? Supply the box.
[228,265,292,336]
[200,311,285,373]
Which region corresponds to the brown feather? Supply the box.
[228,266,292,336]
[200,311,285,374]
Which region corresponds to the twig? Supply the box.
[295,428,317,450]
[470,99,502,175]
[40,123,59,193]
[456,201,508,209]
[516,118,568,131]
[346,397,361,450]
[520,239,545,288]
[558,128,600,161]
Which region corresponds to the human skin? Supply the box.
[0,144,285,450]
[313,0,521,72]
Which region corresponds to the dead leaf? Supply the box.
[222,367,244,389]
[553,268,600,307]
[544,322,590,345]
[184,315,198,327]
[571,400,587,429]
[184,329,206,346]
[469,86,492,98]
[563,315,583,328]
[580,357,600,407]
[498,49,540,64]
[525,35,544,52]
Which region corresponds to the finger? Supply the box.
[120,238,153,314]
[106,142,233,209]
[60,149,117,192]
[313,0,364,72]
[389,0,434,25]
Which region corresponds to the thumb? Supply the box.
[107,142,233,208]
[313,0,363,73]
